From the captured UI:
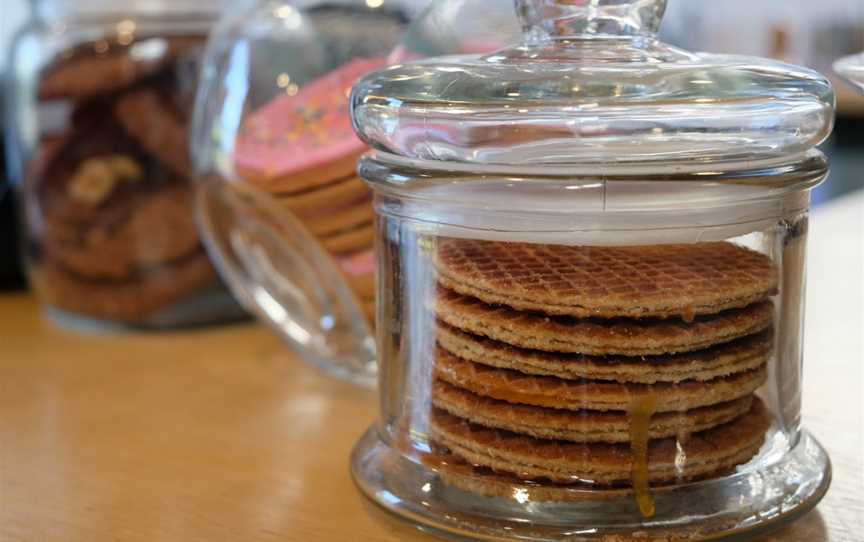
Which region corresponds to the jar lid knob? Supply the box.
[516,0,667,40]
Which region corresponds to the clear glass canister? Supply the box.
[835,51,864,92]
[192,0,409,385]
[5,0,244,328]
[349,0,835,540]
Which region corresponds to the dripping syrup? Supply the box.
[681,305,696,324]
[628,394,658,518]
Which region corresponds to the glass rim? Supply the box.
[360,148,828,187]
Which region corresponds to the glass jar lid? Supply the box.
[351,0,834,172]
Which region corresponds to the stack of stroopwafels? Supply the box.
[234,58,386,323]
[429,238,777,502]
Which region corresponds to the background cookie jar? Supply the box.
[349,0,836,540]
[192,0,410,386]
[5,0,245,329]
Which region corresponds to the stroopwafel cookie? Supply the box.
[437,323,773,384]
[435,349,767,412]
[432,380,754,443]
[429,397,771,486]
[437,289,774,356]
[435,239,778,321]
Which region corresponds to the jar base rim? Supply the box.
[351,426,831,541]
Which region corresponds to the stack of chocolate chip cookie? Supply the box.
[429,238,777,499]
[234,58,387,323]
[31,35,229,325]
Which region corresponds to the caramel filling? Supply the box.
[681,305,696,323]
[628,394,658,518]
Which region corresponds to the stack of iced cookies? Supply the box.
[234,59,386,323]
[32,36,224,325]
[429,238,777,506]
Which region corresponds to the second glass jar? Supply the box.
[5,0,243,328]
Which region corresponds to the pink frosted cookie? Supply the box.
[235,57,386,194]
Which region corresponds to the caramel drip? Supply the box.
[681,305,696,324]
[628,394,658,518]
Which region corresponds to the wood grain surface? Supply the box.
[0,194,861,542]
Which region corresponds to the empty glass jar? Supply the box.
[5,0,243,328]
[349,0,835,539]
[192,0,410,385]
[835,51,864,92]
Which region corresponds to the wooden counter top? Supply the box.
[0,194,861,541]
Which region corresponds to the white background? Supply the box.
[2,0,861,72]
[2,0,30,72]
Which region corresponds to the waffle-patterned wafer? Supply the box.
[433,380,754,443]
[436,349,766,412]
[435,239,778,320]
[429,398,771,486]
[427,444,748,502]
[437,289,774,356]
[424,454,610,502]
[437,323,773,384]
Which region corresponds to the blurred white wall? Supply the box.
[2,0,861,73]
[404,0,862,68]
[1,0,29,73]
[662,0,863,68]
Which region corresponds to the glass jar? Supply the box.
[5,0,244,328]
[192,0,409,385]
[349,0,835,539]
[835,51,864,92]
